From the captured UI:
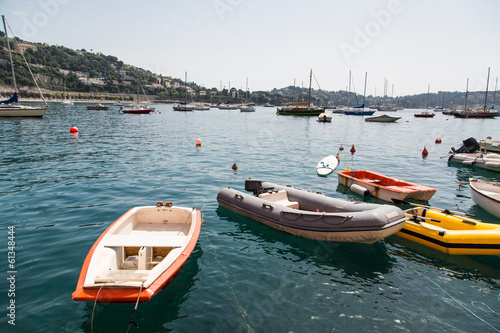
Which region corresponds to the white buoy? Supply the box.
[350,184,370,196]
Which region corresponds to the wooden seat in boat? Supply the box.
[258,190,299,209]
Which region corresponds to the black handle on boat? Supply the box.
[405,213,441,223]
[392,198,475,217]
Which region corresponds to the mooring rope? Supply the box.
[126,283,143,333]
[201,207,254,333]
[91,283,106,333]
[401,262,500,332]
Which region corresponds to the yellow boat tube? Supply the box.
[396,207,500,255]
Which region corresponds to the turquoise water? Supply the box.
[1,104,500,332]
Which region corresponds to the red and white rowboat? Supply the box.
[337,169,437,203]
[72,202,201,303]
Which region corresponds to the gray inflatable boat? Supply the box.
[217,180,406,244]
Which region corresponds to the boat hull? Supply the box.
[217,182,406,244]
[72,205,201,303]
[396,207,500,255]
[365,114,401,122]
[277,108,324,116]
[449,153,500,172]
[470,178,500,218]
[0,105,48,117]
[121,109,153,114]
[337,170,437,202]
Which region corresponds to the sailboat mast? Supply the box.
[484,67,490,112]
[464,78,469,112]
[2,15,18,94]
[348,71,351,107]
[308,69,312,107]
[493,77,498,108]
[425,84,430,111]
[362,72,367,110]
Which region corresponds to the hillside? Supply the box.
[0,34,497,107]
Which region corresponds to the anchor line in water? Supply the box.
[401,262,500,332]
[202,216,254,333]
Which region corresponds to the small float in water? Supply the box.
[216,179,406,244]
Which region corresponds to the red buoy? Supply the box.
[195,138,202,147]
[350,145,356,153]
[435,138,442,144]
[69,126,79,133]
[232,163,238,170]
[422,146,428,155]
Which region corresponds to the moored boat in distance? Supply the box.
[470,178,500,218]
[87,103,109,110]
[0,15,48,117]
[277,69,324,116]
[365,114,401,122]
[72,202,201,303]
[120,104,154,114]
[217,179,406,244]
[317,112,332,122]
[173,102,195,111]
[337,169,437,202]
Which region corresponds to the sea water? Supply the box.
[1,103,500,332]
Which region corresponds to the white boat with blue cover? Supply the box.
[217,180,406,244]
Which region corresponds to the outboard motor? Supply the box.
[245,179,263,193]
[451,137,480,154]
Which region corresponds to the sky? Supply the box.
[2,0,500,96]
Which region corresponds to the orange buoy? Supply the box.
[232,163,238,170]
[69,126,79,133]
[350,145,356,153]
[195,138,202,147]
[422,146,428,155]
[435,138,442,144]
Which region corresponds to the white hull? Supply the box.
[0,105,48,117]
[470,178,500,218]
[449,153,500,172]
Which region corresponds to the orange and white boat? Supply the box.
[337,169,437,203]
[72,202,201,303]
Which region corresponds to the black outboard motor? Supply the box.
[245,179,263,193]
[451,137,480,154]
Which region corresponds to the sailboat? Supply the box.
[454,68,498,118]
[120,76,154,114]
[343,72,375,115]
[414,85,435,118]
[0,15,48,117]
[277,70,324,116]
[239,78,255,112]
[61,79,73,106]
[173,71,195,111]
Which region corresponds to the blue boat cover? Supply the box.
[0,92,18,104]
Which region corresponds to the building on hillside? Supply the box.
[12,43,37,53]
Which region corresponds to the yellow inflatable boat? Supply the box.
[396,206,500,255]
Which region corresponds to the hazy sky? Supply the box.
[3,0,500,96]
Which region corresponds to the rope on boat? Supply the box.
[176,208,196,237]
[401,262,500,332]
[126,283,143,333]
[201,212,254,333]
[90,283,107,333]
